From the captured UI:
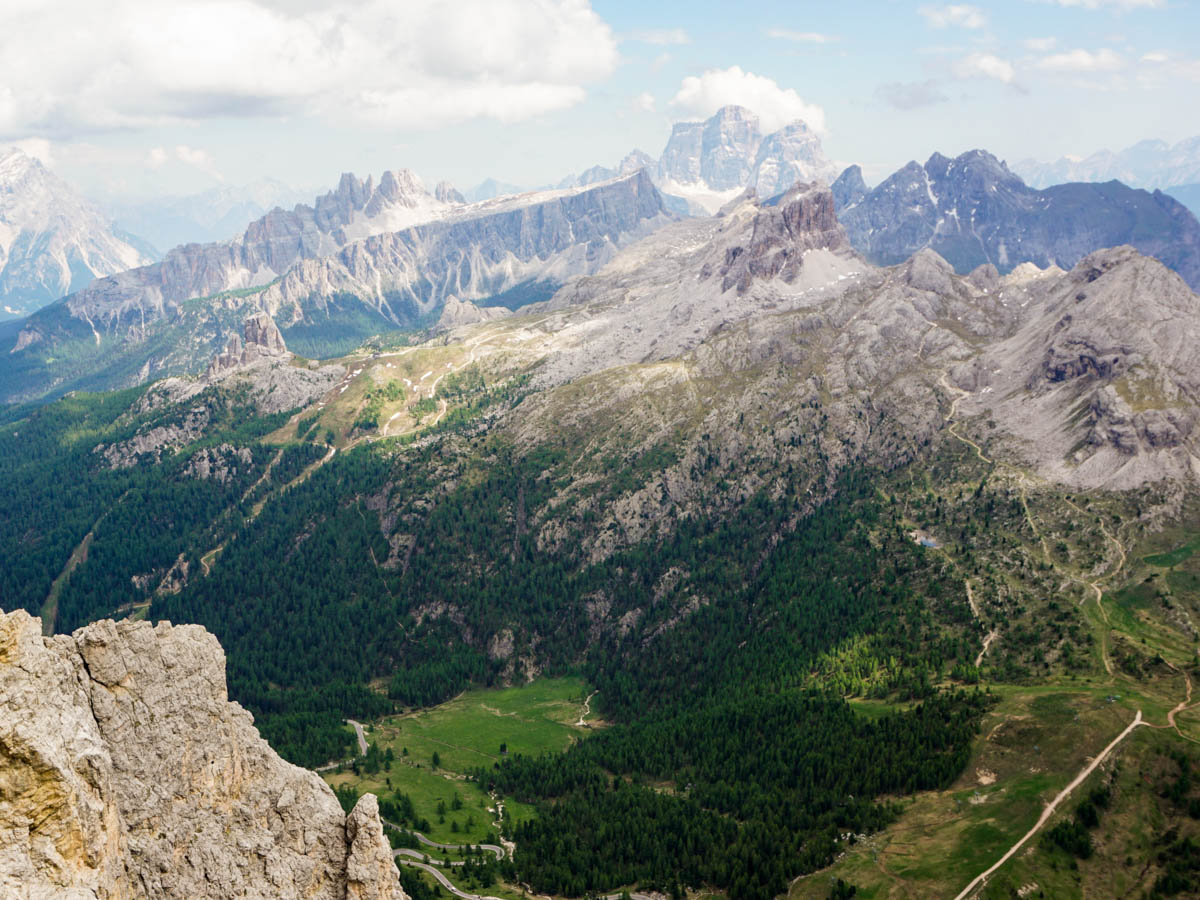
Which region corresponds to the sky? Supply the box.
[2,0,1198,201]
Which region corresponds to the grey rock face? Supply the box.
[955,245,1200,488]
[0,608,406,900]
[259,170,673,326]
[706,182,849,293]
[836,149,1200,290]
[206,311,289,378]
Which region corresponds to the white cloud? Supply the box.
[671,66,827,134]
[146,144,222,179]
[952,52,1015,83]
[1036,48,1125,71]
[1023,37,1058,51]
[632,91,656,113]
[0,0,619,139]
[629,28,688,45]
[1141,51,1168,63]
[765,28,838,44]
[919,5,987,29]
[1043,0,1162,8]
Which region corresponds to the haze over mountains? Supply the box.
[103,178,316,253]
[1016,135,1200,218]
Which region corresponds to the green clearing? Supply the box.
[1143,536,1200,568]
[322,676,592,848]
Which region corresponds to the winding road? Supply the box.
[347,719,368,756]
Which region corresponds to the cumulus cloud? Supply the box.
[918,5,987,28]
[1036,48,1125,71]
[0,0,619,139]
[765,28,838,44]
[632,91,656,113]
[951,52,1016,83]
[875,80,949,110]
[671,66,827,134]
[629,28,688,45]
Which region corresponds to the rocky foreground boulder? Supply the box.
[0,609,406,900]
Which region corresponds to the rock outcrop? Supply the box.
[204,311,289,379]
[0,608,407,900]
[708,182,849,293]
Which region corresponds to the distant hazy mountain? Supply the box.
[1015,136,1200,191]
[559,105,839,215]
[0,149,156,320]
[463,178,528,203]
[835,150,1200,290]
[104,178,316,252]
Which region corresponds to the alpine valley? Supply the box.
[6,108,1200,900]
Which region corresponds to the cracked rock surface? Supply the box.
[0,609,406,900]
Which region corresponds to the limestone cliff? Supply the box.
[0,609,407,900]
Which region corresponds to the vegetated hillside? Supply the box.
[5,183,1200,899]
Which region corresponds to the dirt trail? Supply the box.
[954,710,1145,899]
[575,690,598,727]
[975,630,998,668]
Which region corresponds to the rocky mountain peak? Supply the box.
[653,106,837,213]
[619,149,656,174]
[0,147,155,319]
[434,181,466,204]
[831,165,868,210]
[0,607,407,899]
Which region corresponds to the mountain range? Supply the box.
[6,131,1200,899]
[833,149,1200,290]
[1016,135,1200,218]
[0,149,156,321]
[0,170,670,403]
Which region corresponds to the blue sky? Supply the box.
[2,0,1197,199]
